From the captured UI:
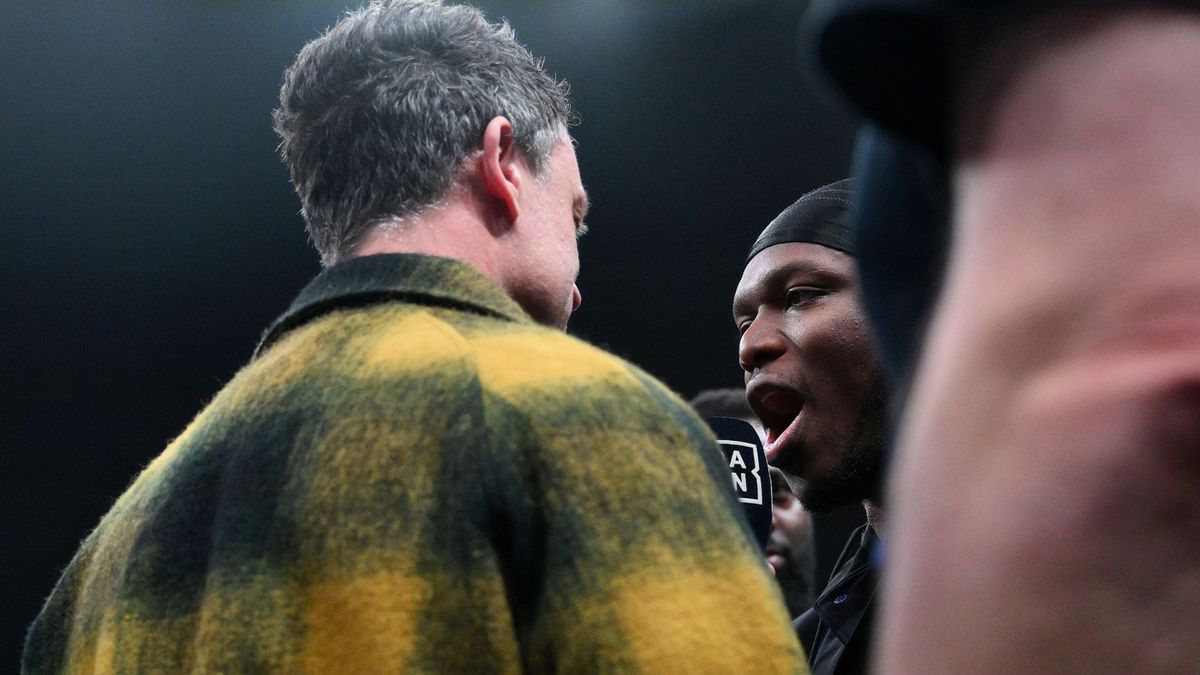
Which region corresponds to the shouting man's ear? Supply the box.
[480,116,521,224]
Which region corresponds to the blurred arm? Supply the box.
[880,8,1200,673]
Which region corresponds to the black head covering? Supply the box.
[747,179,855,261]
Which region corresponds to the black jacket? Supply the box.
[794,523,879,675]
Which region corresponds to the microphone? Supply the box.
[705,416,772,549]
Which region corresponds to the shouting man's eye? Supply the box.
[786,287,825,307]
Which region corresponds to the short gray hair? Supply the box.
[274,0,574,265]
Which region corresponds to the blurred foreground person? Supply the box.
[806,2,1200,672]
[22,2,805,672]
[690,388,819,618]
[733,181,888,675]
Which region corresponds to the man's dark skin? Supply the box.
[733,233,888,674]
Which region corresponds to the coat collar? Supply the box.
[255,253,533,356]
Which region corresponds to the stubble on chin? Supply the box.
[794,391,887,513]
[797,442,883,512]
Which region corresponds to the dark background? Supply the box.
[2,0,859,665]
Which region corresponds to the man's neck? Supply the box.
[348,196,503,284]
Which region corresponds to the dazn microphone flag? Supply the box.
[705,416,772,549]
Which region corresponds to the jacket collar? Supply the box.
[810,523,879,645]
[255,253,533,356]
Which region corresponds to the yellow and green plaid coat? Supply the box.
[24,254,806,673]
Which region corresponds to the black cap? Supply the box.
[747,179,855,261]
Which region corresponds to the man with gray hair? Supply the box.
[22,2,805,672]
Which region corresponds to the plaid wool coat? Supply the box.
[24,253,806,673]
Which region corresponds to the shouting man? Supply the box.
[733,180,887,675]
